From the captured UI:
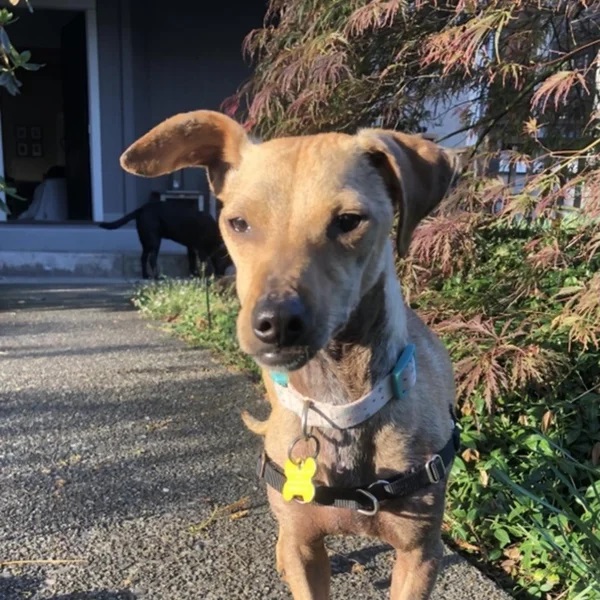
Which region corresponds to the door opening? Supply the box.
[0,8,92,222]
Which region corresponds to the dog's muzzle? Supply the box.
[250,291,317,369]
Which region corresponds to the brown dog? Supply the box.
[120,110,460,599]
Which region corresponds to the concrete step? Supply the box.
[0,250,190,279]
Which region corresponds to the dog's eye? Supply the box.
[334,213,365,234]
[229,217,250,233]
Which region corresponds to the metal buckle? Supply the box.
[356,489,380,516]
[368,479,390,494]
[425,454,445,484]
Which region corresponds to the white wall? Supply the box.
[422,88,481,148]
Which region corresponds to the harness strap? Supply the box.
[257,415,460,515]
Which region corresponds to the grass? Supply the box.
[132,278,259,380]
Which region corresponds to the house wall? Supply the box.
[0,0,264,274]
[102,0,264,220]
[1,0,263,222]
[96,0,126,220]
[422,89,480,149]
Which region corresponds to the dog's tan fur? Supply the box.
[121,110,458,599]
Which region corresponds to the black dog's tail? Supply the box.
[98,208,141,230]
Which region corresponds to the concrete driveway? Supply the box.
[0,282,513,599]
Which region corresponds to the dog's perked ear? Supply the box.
[358,129,461,257]
[119,110,248,195]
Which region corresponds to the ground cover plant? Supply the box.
[402,207,600,599]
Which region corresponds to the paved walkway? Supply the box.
[0,282,513,599]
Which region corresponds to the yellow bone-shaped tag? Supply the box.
[282,457,317,503]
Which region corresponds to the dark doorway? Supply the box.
[61,12,92,220]
[0,9,92,222]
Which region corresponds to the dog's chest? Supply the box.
[316,423,381,488]
[292,365,387,487]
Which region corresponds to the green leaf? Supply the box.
[1,73,20,95]
[21,61,43,71]
[493,528,511,547]
[0,26,11,52]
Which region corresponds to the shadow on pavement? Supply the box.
[0,371,265,539]
[0,575,43,599]
[0,281,515,599]
[0,342,171,359]
[331,543,392,575]
[330,542,467,592]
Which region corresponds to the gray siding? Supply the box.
[119,0,264,215]
[97,0,126,218]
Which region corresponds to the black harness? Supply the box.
[257,409,460,515]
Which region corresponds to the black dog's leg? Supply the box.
[136,214,161,279]
[187,247,199,277]
[141,249,150,279]
[148,248,160,279]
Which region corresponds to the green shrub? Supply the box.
[404,215,600,599]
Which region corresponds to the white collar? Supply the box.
[270,344,416,430]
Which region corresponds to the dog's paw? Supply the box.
[276,556,287,580]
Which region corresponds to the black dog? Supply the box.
[99,200,231,279]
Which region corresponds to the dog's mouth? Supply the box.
[254,346,317,372]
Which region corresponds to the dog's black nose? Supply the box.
[252,292,309,347]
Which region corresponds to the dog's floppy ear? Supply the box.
[358,129,460,256]
[120,110,248,195]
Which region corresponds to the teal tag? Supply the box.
[391,344,416,399]
[271,371,289,387]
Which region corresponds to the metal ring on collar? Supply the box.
[287,433,320,465]
[301,399,312,438]
[356,489,380,516]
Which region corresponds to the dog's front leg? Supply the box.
[389,541,442,600]
[275,523,330,600]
